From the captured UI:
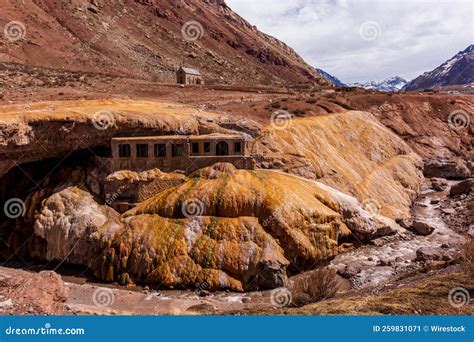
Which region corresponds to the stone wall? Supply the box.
[109,136,253,173]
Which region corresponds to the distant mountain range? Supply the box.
[315,68,346,87]
[316,44,473,92]
[315,68,408,92]
[404,45,473,91]
[351,76,408,92]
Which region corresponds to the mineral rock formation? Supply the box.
[255,111,424,220]
[33,186,122,265]
[30,165,411,291]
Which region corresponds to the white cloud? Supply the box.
[226,0,473,83]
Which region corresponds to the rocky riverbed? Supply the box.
[330,178,469,289]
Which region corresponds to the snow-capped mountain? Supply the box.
[315,68,346,87]
[351,76,408,92]
[404,45,474,91]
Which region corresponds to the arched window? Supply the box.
[216,141,229,156]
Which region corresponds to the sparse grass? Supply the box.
[289,271,473,315]
[289,268,341,307]
[461,239,474,278]
[229,268,473,316]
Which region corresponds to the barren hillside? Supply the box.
[0,0,328,86]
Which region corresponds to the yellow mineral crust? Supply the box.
[258,111,423,219]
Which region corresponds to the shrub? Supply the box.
[306,98,317,104]
[289,268,341,307]
[461,240,474,278]
[271,102,281,109]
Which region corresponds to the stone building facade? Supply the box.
[176,67,203,85]
[109,134,253,173]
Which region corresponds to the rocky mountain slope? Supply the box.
[404,45,474,91]
[351,76,408,92]
[0,0,328,86]
[336,92,473,179]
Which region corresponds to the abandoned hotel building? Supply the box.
[108,133,253,173]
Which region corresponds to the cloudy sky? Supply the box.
[226,0,473,83]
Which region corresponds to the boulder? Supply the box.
[424,159,471,179]
[449,179,473,197]
[430,178,449,191]
[412,221,435,236]
[415,247,443,261]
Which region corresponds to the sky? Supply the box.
[225,0,473,83]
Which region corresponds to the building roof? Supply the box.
[179,67,201,76]
[111,134,243,142]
